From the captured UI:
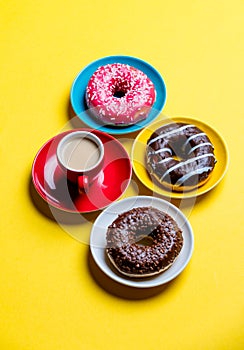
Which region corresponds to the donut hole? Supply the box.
[169,138,192,161]
[135,234,154,247]
[172,154,184,162]
[113,90,126,98]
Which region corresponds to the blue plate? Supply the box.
[70,55,167,135]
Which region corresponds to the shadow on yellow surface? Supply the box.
[87,249,184,300]
[67,100,87,129]
[29,177,101,225]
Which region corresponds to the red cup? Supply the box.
[57,131,104,193]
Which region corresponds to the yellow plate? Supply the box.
[132,116,229,199]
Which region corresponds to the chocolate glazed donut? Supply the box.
[146,123,217,191]
[106,207,183,277]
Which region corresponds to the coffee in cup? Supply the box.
[57,131,104,192]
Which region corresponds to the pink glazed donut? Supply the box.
[85,63,156,125]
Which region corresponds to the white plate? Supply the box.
[90,196,194,288]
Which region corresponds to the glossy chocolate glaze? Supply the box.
[106,207,183,277]
[146,123,216,191]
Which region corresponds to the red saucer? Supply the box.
[32,129,132,213]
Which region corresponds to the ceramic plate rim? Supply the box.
[90,195,194,288]
[70,55,167,135]
[31,129,132,213]
[131,116,229,199]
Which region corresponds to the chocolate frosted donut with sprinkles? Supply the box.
[146,123,217,191]
[85,63,156,125]
[106,207,183,277]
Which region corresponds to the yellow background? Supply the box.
[0,1,243,349]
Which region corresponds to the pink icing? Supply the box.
[86,63,156,125]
